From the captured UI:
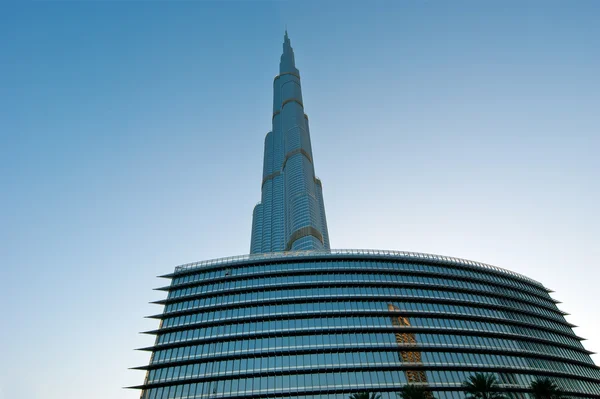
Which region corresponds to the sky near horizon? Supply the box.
[1,1,599,399]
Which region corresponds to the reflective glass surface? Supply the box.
[137,256,600,398]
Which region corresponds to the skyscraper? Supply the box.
[131,33,600,399]
[250,31,330,254]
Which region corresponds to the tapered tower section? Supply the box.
[250,32,330,254]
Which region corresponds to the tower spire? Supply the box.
[280,29,297,74]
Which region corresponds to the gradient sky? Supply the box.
[1,1,599,399]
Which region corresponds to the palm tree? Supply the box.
[349,393,381,399]
[462,373,506,399]
[398,384,435,399]
[530,378,562,399]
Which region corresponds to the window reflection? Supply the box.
[388,303,429,388]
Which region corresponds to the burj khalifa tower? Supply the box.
[250,31,330,254]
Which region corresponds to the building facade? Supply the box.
[134,251,600,399]
[132,34,600,398]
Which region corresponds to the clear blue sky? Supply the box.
[1,1,599,399]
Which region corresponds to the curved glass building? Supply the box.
[131,34,599,399]
[134,250,600,399]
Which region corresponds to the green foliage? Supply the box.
[462,373,506,399]
[530,378,562,399]
[349,393,381,399]
[398,384,435,399]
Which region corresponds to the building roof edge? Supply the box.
[170,249,545,288]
